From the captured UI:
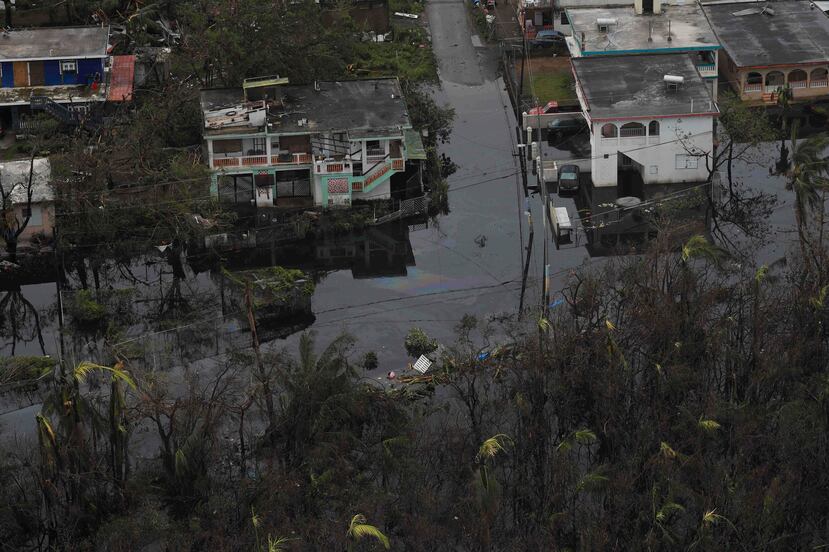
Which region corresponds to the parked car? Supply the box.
[528,100,559,115]
[547,117,586,136]
[557,164,580,192]
[530,29,566,48]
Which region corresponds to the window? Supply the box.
[213,139,243,155]
[250,137,266,155]
[648,121,660,136]
[560,11,569,24]
[366,140,383,157]
[61,60,77,73]
[675,154,699,169]
[22,206,43,226]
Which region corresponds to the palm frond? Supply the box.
[476,433,512,462]
[73,361,137,390]
[347,514,390,549]
[574,428,597,445]
[576,471,609,492]
[660,441,678,459]
[656,501,685,522]
[698,417,721,433]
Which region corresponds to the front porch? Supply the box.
[738,66,829,104]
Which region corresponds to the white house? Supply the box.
[571,54,718,196]
[565,2,721,99]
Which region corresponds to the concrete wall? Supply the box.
[590,115,713,187]
[13,202,54,243]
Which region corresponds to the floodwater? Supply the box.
[0,0,813,437]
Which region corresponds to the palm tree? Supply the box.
[786,124,829,272]
[346,514,390,551]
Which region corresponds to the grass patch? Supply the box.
[527,71,576,103]
[390,0,424,14]
[352,26,437,82]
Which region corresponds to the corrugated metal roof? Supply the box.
[107,55,135,102]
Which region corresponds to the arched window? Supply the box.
[811,67,828,87]
[746,72,763,84]
[765,71,785,86]
[619,122,646,137]
[601,123,618,138]
[788,69,807,84]
[648,120,660,136]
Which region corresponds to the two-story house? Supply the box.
[566,0,721,98]
[703,1,829,105]
[572,53,719,197]
[201,77,422,209]
[0,25,112,129]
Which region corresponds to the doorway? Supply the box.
[617,153,644,199]
[643,0,653,13]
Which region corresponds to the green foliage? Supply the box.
[69,289,106,325]
[0,355,53,384]
[362,351,379,371]
[404,326,438,358]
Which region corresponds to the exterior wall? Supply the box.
[590,115,714,187]
[0,57,105,88]
[718,50,829,103]
[12,202,55,243]
[207,129,406,207]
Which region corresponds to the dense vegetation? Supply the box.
[2,1,829,551]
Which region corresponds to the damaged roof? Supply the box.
[703,2,829,67]
[200,78,412,137]
[572,53,718,120]
[0,26,110,61]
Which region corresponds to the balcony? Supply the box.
[316,158,354,175]
[696,63,717,78]
[210,152,312,169]
[811,79,829,88]
[743,83,762,93]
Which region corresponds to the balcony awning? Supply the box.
[107,55,135,102]
[404,128,427,160]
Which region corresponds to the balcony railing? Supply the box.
[211,152,312,169]
[765,84,784,93]
[811,79,829,88]
[743,83,762,93]
[696,63,716,75]
[271,153,312,165]
[789,80,808,89]
[316,159,354,174]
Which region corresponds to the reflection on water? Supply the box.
[0,222,421,370]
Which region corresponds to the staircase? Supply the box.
[30,96,81,125]
[761,92,778,104]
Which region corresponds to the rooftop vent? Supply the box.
[664,74,684,91]
[596,17,617,32]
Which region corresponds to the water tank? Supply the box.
[596,17,618,26]
[663,74,685,84]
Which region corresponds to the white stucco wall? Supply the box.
[589,115,714,187]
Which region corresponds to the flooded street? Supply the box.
[0,0,813,390]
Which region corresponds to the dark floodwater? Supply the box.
[0,0,811,390]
